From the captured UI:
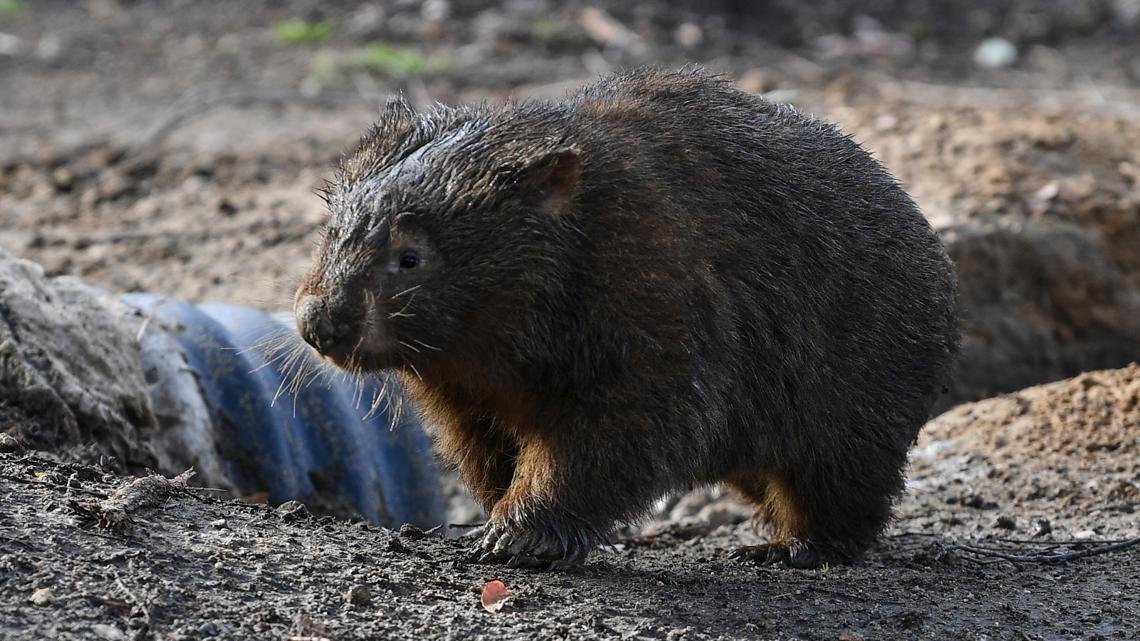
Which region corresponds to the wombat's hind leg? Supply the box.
[726,469,884,569]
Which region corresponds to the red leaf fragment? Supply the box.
[480,580,510,613]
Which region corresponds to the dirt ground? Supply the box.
[2,1,1139,640]
[2,443,1138,641]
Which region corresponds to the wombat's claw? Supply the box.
[730,540,821,569]
[472,521,587,569]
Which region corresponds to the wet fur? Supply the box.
[301,68,961,566]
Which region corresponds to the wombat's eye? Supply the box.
[399,252,420,269]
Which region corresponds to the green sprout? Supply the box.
[275,19,333,45]
[0,0,27,19]
[354,43,449,77]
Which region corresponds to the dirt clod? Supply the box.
[29,588,52,607]
[345,585,371,607]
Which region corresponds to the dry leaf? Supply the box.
[480,580,510,613]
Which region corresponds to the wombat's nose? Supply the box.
[295,294,346,354]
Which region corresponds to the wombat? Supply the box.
[295,68,960,568]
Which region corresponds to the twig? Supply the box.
[993,536,1135,546]
[70,469,195,530]
[176,485,234,504]
[951,538,1140,564]
[112,569,151,625]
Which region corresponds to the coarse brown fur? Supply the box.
[294,68,961,568]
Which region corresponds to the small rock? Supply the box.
[736,68,773,94]
[579,7,641,51]
[30,588,53,606]
[1114,0,1140,27]
[34,34,61,62]
[346,584,372,607]
[347,4,385,37]
[96,170,130,201]
[1034,519,1053,537]
[0,33,21,57]
[276,500,310,521]
[1029,181,1060,213]
[874,114,899,132]
[0,433,21,453]
[974,37,1018,68]
[421,0,449,23]
[1074,529,1098,540]
[198,621,223,637]
[994,515,1017,530]
[51,167,74,191]
[91,623,127,640]
[209,518,227,529]
[674,22,702,49]
[398,523,426,540]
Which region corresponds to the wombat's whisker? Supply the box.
[247,330,303,373]
[364,374,395,421]
[351,369,366,410]
[398,340,421,354]
[270,344,309,406]
[388,284,422,301]
[388,292,417,319]
[412,339,442,352]
[391,389,405,429]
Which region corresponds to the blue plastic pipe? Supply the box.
[121,294,445,528]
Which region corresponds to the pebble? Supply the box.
[674,22,703,49]
[736,69,772,94]
[0,32,21,57]
[399,523,427,540]
[90,623,127,640]
[346,584,372,606]
[30,587,53,606]
[974,37,1018,68]
[0,433,21,453]
[994,515,1017,530]
[197,621,226,637]
[276,500,310,521]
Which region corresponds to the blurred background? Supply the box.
[1,0,1138,416]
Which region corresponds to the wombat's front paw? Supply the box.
[473,517,593,569]
[729,539,821,568]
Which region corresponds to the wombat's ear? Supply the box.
[519,148,581,217]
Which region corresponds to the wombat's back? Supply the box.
[560,70,960,546]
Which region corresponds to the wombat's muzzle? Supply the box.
[294,291,361,360]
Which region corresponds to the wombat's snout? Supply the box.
[295,293,354,357]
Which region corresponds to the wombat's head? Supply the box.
[294,99,583,373]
